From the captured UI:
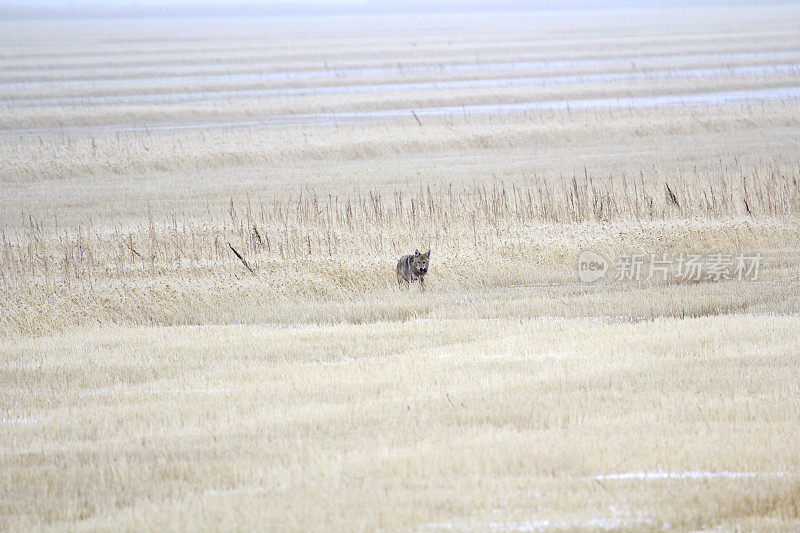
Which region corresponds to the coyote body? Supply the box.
[397,249,430,290]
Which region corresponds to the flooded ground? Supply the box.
[2,24,799,135]
[2,63,798,108]
[2,47,799,86]
[4,85,799,135]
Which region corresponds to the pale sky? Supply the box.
[1,0,787,18]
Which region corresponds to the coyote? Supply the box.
[397,249,430,290]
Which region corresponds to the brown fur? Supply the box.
[396,249,430,290]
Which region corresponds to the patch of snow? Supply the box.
[593,470,795,480]
[82,388,230,397]
[204,487,267,496]
[179,322,317,329]
[420,516,653,531]
[1,416,45,425]
[473,352,571,361]
[307,357,356,366]
[489,517,654,531]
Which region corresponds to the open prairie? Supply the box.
[2,5,800,531]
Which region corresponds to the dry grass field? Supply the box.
[2,5,800,531]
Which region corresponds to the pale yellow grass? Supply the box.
[2,316,799,530]
[3,194,799,335]
[3,5,800,531]
[3,102,799,189]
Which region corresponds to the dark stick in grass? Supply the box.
[228,242,255,275]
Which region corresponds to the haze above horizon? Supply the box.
[1,0,791,19]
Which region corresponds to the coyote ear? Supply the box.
[414,249,421,256]
[425,249,431,258]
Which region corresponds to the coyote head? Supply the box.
[412,249,430,274]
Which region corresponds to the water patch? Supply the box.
[3,63,798,108]
[316,85,800,122]
[4,85,797,136]
[2,48,798,88]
